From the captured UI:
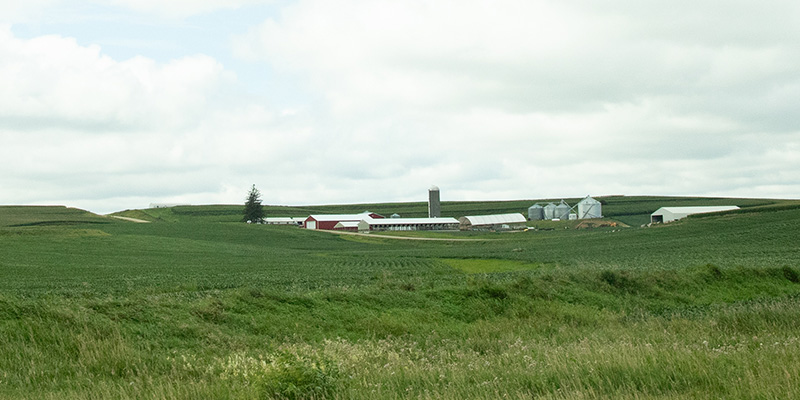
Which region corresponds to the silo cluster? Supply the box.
[527,196,602,221]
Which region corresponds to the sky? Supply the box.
[2,1,799,214]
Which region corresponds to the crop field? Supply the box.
[1,198,800,399]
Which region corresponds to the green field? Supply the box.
[2,197,800,399]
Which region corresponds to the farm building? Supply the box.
[263,217,305,226]
[333,221,360,231]
[577,196,602,219]
[428,185,441,218]
[543,203,557,220]
[304,211,384,230]
[528,204,544,220]
[459,213,527,231]
[358,217,459,232]
[650,206,740,224]
[554,201,571,220]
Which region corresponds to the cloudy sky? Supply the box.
[2,1,799,214]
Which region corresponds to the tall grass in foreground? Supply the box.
[2,267,799,399]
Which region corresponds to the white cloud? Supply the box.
[229,0,800,202]
[99,0,272,18]
[0,27,310,213]
[3,1,800,213]
[0,27,231,132]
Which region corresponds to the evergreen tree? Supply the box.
[243,184,265,223]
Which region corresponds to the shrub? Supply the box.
[216,348,339,400]
[599,270,639,292]
[782,266,800,283]
[704,263,724,280]
[480,285,508,300]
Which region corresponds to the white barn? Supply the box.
[459,213,527,230]
[650,206,740,223]
[263,217,305,226]
[357,217,459,232]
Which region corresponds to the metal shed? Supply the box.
[459,213,527,231]
[358,217,459,232]
[650,206,740,224]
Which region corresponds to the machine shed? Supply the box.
[650,206,740,224]
[358,217,459,232]
[459,213,527,231]
[264,217,305,226]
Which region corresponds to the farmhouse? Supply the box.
[304,211,384,230]
[650,206,740,224]
[459,213,527,231]
[357,217,459,232]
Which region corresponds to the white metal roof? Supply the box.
[334,221,360,228]
[264,217,305,222]
[652,206,740,215]
[578,196,600,204]
[361,217,459,225]
[306,212,376,222]
[460,213,527,226]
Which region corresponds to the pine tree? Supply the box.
[243,184,265,223]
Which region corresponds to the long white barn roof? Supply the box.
[264,217,305,222]
[652,206,739,215]
[362,217,459,225]
[307,212,376,222]
[460,213,527,226]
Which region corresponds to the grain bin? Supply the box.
[543,202,557,220]
[555,200,571,220]
[577,196,602,219]
[528,204,544,220]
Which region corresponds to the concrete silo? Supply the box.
[577,196,602,219]
[543,202,557,220]
[527,204,544,220]
[555,200,571,220]
[428,185,441,218]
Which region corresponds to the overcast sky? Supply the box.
[2,1,799,214]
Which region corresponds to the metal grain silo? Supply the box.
[528,204,544,220]
[555,200,571,220]
[577,196,602,219]
[543,202,557,220]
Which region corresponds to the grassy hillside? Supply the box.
[0,206,109,227]
[2,198,800,399]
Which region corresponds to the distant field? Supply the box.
[2,197,800,399]
[0,206,110,227]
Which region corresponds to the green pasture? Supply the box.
[1,198,800,399]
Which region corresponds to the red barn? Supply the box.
[303,211,384,230]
